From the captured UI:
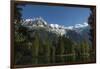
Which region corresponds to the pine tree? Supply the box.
[51,46,55,63]
[31,32,40,64]
[55,36,65,62]
[64,37,73,54]
[44,34,51,63]
[80,40,90,61]
[56,36,64,55]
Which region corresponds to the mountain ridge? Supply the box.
[21,17,90,36]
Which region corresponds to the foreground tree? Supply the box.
[31,32,40,64]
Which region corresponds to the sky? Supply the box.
[19,4,91,27]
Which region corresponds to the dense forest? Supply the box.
[14,22,94,65]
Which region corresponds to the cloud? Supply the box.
[75,22,88,28]
[65,22,89,29]
[50,22,88,30]
[83,22,88,26]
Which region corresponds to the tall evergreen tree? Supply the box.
[56,36,64,55]
[88,7,96,61]
[80,40,90,61]
[88,7,96,41]
[31,32,40,64]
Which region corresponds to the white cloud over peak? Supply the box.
[65,22,88,30]
[75,22,88,28]
[83,22,88,26]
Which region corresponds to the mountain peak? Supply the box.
[22,17,47,26]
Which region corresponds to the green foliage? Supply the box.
[31,32,39,57]
[80,40,90,60]
[14,24,93,64]
[57,36,65,55]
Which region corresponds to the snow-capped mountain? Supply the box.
[17,17,91,46]
[65,26,90,43]
[22,17,47,27]
[21,17,90,37]
[21,17,66,36]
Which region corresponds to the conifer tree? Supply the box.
[31,32,40,64]
[80,40,90,60]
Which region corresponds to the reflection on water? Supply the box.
[32,54,93,64]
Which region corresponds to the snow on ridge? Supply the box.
[25,19,34,22]
[21,17,89,36]
[22,17,88,30]
[64,26,74,30]
[49,24,64,29]
[22,17,48,26]
[49,24,66,36]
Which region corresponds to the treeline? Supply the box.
[14,23,93,65]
